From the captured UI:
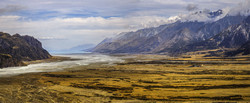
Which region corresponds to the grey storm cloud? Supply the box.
[186,4,198,11]
[0,5,25,14]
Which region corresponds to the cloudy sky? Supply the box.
[0,0,247,51]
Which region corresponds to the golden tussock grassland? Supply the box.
[0,52,250,103]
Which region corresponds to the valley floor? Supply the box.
[0,54,250,103]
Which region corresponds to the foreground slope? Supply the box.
[0,32,51,68]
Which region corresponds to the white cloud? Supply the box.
[0,5,25,14]
[0,0,240,18]
[0,15,176,50]
[228,0,250,16]
[0,0,246,51]
[37,36,67,40]
[178,8,228,22]
[186,4,199,11]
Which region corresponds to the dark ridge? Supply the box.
[0,32,51,68]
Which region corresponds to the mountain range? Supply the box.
[49,44,95,54]
[92,9,250,56]
[177,16,250,53]
[0,32,51,68]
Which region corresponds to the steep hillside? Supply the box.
[226,41,250,56]
[0,32,51,68]
[178,16,250,54]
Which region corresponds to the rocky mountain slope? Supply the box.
[178,16,250,54]
[226,41,250,56]
[0,32,51,68]
[92,10,246,54]
[49,44,95,54]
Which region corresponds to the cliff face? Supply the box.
[0,32,51,68]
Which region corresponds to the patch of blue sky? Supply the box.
[64,10,100,18]
[16,9,118,20]
[17,10,59,20]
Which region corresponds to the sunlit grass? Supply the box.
[0,53,250,102]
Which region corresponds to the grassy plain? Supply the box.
[0,53,250,103]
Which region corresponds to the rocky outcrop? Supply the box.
[0,32,51,68]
